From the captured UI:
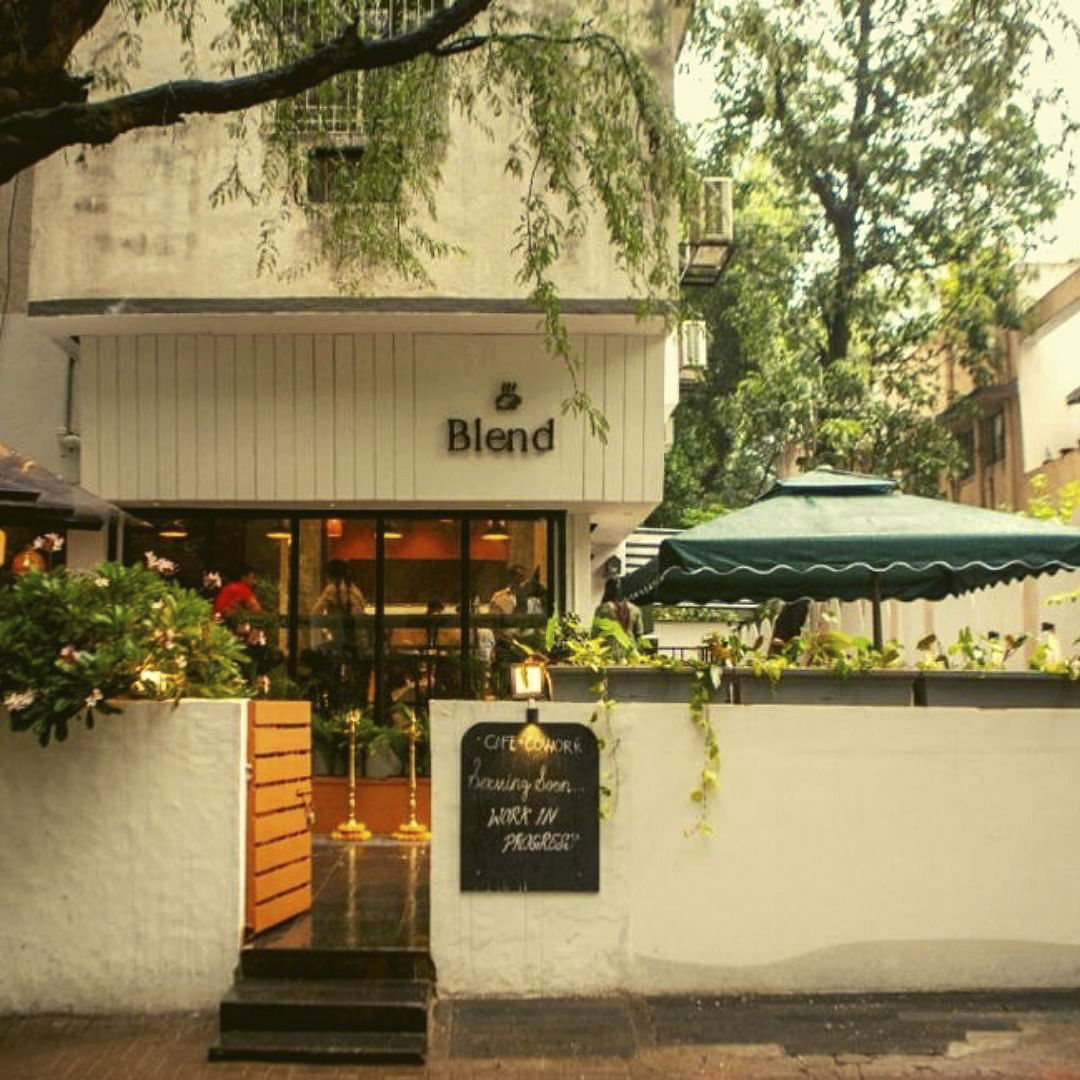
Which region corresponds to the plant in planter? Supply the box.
[0,560,248,746]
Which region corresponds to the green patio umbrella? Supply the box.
[624,468,1080,647]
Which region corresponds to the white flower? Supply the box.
[93,576,109,588]
[85,688,103,709]
[256,675,271,694]
[151,600,165,612]
[135,669,166,694]
[58,644,87,664]
[248,629,267,648]
[202,571,223,590]
[32,532,64,553]
[144,552,177,576]
[3,690,36,712]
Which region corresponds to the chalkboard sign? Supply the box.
[460,721,599,892]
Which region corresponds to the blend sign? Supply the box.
[446,382,555,455]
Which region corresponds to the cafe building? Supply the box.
[0,1,693,727]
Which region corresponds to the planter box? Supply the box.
[548,664,704,704]
[915,670,1080,708]
[313,776,431,836]
[729,667,914,706]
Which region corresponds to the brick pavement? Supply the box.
[5,1008,1080,1080]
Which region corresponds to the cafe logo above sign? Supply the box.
[447,381,555,454]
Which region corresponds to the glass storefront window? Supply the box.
[0,524,68,584]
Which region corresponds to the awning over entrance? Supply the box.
[0,440,128,529]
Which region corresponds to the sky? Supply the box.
[673,25,1080,264]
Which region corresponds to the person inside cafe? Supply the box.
[213,563,263,618]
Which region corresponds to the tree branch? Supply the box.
[0,0,494,184]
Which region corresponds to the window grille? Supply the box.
[281,1,446,138]
[981,410,1006,466]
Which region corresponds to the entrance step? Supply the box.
[210,947,434,1064]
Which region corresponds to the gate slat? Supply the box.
[254,859,312,903]
[253,751,310,784]
[252,832,310,875]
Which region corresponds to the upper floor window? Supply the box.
[981,410,1006,466]
[281,1,447,140]
[956,427,975,480]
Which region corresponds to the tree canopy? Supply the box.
[655,0,1077,522]
[0,2,695,424]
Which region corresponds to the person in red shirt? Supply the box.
[213,564,263,618]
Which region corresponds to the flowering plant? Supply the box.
[0,561,248,746]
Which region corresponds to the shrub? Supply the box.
[0,561,248,746]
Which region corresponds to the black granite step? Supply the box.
[209,1028,426,1065]
[240,944,434,981]
[219,977,429,1033]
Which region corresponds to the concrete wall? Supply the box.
[431,699,1080,996]
[28,3,679,305]
[0,699,247,1013]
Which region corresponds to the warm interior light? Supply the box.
[325,518,344,539]
[481,519,510,541]
[158,520,188,539]
[0,528,6,565]
[509,657,546,700]
[266,521,292,541]
[383,525,403,540]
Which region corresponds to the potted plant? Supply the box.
[915,628,1080,707]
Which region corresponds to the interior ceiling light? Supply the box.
[481,519,510,541]
[383,525,404,540]
[158,520,188,539]
[325,518,344,539]
[266,521,292,541]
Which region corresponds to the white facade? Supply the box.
[432,699,1080,996]
[0,701,247,1013]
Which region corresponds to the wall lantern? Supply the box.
[158,520,188,539]
[266,521,292,541]
[481,519,510,541]
[325,518,344,539]
[509,656,547,726]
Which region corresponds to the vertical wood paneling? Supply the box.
[117,336,138,499]
[253,335,275,502]
[175,335,197,499]
[274,335,296,501]
[136,336,157,500]
[215,337,237,501]
[96,337,119,498]
[196,335,217,500]
[234,335,256,500]
[641,338,666,503]
[293,336,315,499]
[582,335,605,501]
[623,336,646,503]
[313,335,335,501]
[603,337,626,501]
[393,334,415,498]
[333,335,355,499]
[156,336,178,501]
[373,333,395,499]
[79,338,100,493]
[353,334,376,499]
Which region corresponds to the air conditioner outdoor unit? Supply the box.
[679,320,709,371]
[680,177,734,287]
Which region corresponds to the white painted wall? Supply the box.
[1017,299,1080,473]
[76,330,666,510]
[0,699,247,1013]
[431,699,1080,996]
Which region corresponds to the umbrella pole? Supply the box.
[870,575,883,651]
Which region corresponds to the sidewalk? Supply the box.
[5,993,1080,1079]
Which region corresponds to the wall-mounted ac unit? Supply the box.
[681,177,734,287]
[679,320,709,372]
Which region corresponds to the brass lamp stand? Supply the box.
[392,709,431,843]
[331,710,372,842]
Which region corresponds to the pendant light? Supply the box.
[481,519,510,541]
[325,518,344,539]
[266,520,292,541]
[158,520,188,539]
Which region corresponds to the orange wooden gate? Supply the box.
[246,700,313,936]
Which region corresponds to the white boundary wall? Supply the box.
[432,700,1080,996]
[0,700,247,1013]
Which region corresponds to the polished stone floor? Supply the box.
[249,837,429,951]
